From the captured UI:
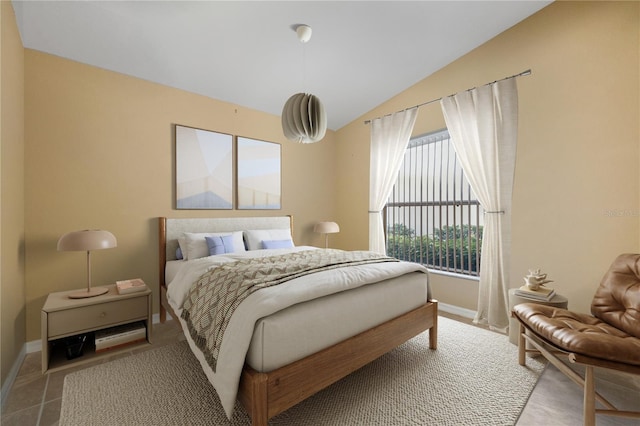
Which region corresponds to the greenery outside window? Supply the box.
[385,129,483,277]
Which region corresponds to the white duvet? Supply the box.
[167,246,429,418]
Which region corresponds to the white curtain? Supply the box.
[369,108,418,254]
[440,78,518,331]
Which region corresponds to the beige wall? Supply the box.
[23,52,338,341]
[1,0,26,386]
[4,0,639,370]
[334,1,640,314]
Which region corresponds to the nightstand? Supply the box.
[41,284,152,373]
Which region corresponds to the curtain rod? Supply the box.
[363,69,531,125]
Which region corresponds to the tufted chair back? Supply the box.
[591,253,640,338]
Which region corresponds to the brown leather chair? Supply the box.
[512,253,640,426]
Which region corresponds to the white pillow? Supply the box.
[244,229,293,251]
[177,237,188,259]
[182,231,246,260]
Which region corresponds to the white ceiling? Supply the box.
[12,1,551,130]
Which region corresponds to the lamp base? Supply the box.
[68,287,109,299]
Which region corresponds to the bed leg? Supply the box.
[249,372,269,426]
[160,304,167,323]
[160,286,170,323]
[428,300,438,349]
[428,312,438,350]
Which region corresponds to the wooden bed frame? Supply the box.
[158,216,438,426]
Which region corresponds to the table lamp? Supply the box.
[57,229,117,298]
[314,221,340,248]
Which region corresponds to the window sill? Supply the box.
[427,269,480,282]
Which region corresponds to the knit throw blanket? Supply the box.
[181,249,397,372]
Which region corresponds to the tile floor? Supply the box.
[517,357,640,426]
[1,314,638,426]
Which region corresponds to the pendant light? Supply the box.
[281,25,327,144]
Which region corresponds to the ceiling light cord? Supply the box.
[301,41,307,92]
[282,24,327,144]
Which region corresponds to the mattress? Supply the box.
[169,268,428,373]
[245,270,428,371]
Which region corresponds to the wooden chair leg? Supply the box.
[518,323,526,365]
[583,366,596,426]
[517,320,640,424]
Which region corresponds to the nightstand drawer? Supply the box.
[47,296,147,338]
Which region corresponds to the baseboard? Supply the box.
[25,338,41,354]
[25,312,165,354]
[1,343,26,409]
[438,302,476,319]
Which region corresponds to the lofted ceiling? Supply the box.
[12,1,552,131]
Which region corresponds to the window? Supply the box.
[385,129,483,276]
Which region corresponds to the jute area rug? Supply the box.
[60,316,544,425]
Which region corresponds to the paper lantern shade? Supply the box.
[281,92,327,143]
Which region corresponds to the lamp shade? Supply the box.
[57,230,117,251]
[314,221,340,234]
[281,92,327,143]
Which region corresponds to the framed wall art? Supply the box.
[175,125,233,209]
[237,136,281,210]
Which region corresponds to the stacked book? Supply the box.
[514,285,556,301]
[116,278,147,295]
[95,321,146,352]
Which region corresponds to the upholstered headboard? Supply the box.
[158,216,293,287]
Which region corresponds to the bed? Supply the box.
[158,216,438,426]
